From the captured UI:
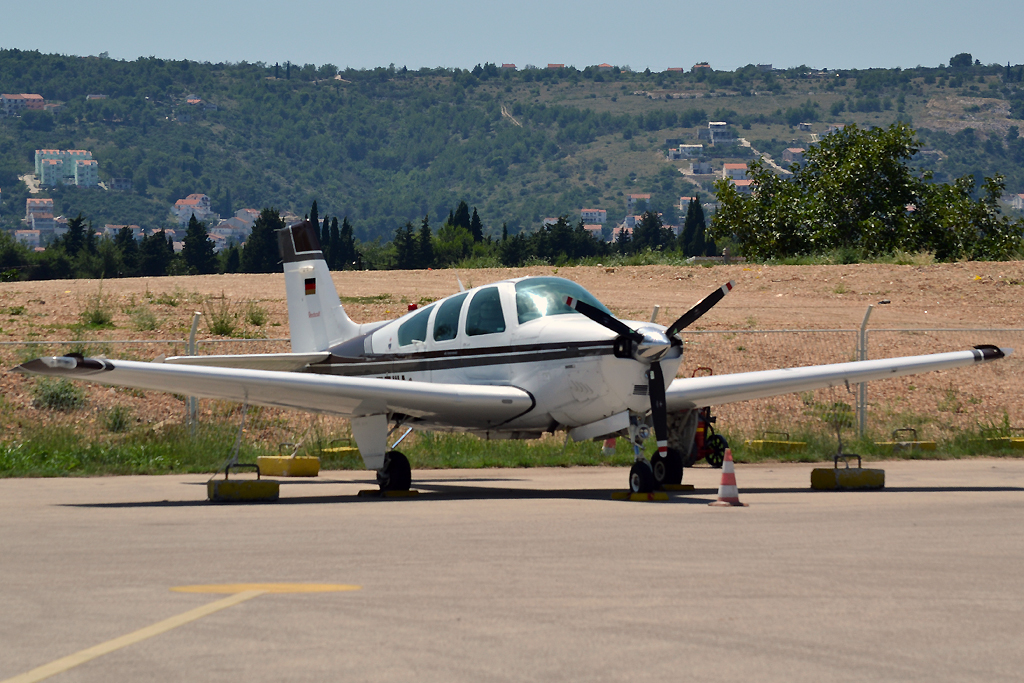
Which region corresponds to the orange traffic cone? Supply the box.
[602,437,617,457]
[709,448,748,507]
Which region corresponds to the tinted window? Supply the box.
[397,305,433,346]
[433,293,467,342]
[515,277,614,325]
[465,288,506,336]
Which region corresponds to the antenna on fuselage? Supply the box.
[650,305,661,323]
[456,276,466,293]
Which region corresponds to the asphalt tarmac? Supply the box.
[2,460,1023,682]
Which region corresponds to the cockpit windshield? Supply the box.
[515,277,614,325]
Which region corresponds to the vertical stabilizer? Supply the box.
[278,220,358,352]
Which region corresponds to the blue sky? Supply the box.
[2,0,1023,72]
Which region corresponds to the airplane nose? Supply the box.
[634,329,672,362]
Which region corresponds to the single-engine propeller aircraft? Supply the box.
[14,221,1011,493]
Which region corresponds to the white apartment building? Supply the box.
[34,149,97,186]
[580,208,607,224]
[626,194,651,214]
[170,193,218,226]
[722,163,748,180]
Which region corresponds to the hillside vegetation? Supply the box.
[3,50,1024,244]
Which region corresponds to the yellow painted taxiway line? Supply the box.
[2,590,264,683]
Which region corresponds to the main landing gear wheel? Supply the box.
[705,435,728,469]
[377,450,412,491]
[629,460,656,494]
[651,447,684,487]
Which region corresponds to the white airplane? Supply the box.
[14,220,1011,493]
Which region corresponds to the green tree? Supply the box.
[60,213,88,258]
[470,207,483,242]
[241,208,285,273]
[393,221,417,269]
[328,217,340,269]
[632,211,673,252]
[417,214,434,268]
[113,226,140,276]
[452,201,471,231]
[183,215,217,274]
[139,230,173,276]
[950,53,973,69]
[710,123,1023,261]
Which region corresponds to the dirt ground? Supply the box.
[2,261,1023,442]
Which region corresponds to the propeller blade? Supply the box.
[665,281,735,338]
[647,362,669,458]
[565,296,642,342]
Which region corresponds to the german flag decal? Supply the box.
[304,277,316,295]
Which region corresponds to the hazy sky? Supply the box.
[2,0,1023,72]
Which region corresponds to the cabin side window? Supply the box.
[465,287,506,336]
[432,293,468,342]
[397,305,434,346]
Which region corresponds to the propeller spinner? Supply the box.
[566,281,735,471]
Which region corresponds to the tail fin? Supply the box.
[278,220,358,352]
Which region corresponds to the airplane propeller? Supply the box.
[566,281,734,471]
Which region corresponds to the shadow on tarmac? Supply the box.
[58,483,1023,509]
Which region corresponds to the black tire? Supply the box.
[629,460,656,494]
[651,448,684,487]
[378,450,412,491]
[705,434,728,468]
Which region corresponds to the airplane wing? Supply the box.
[665,346,1009,411]
[13,357,534,428]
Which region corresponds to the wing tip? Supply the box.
[973,345,1010,362]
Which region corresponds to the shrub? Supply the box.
[244,301,268,327]
[103,405,133,433]
[32,378,86,411]
[80,283,114,328]
[128,305,159,331]
[204,294,237,337]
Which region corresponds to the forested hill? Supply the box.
[2,50,1024,240]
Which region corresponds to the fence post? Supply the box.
[858,305,874,438]
[187,311,201,434]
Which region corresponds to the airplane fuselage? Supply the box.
[308,276,681,436]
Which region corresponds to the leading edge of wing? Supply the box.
[665,346,1011,411]
[13,357,534,427]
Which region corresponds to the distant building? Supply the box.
[692,62,711,71]
[74,159,98,187]
[581,208,607,224]
[797,122,812,131]
[34,149,96,186]
[667,67,685,73]
[679,196,697,210]
[15,230,41,248]
[611,225,633,242]
[708,122,736,146]
[1,94,44,117]
[1007,194,1024,211]
[722,163,748,180]
[669,144,703,159]
[782,148,805,166]
[26,197,54,220]
[583,224,603,240]
[102,224,143,239]
[732,179,754,194]
[690,161,713,175]
[501,64,517,70]
[627,194,651,213]
[170,193,218,226]
[85,94,108,100]
[234,208,260,228]
[541,217,558,227]
[109,177,132,191]
[826,124,846,135]
[757,64,773,72]
[597,63,613,72]
[547,64,565,69]
[623,215,643,228]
